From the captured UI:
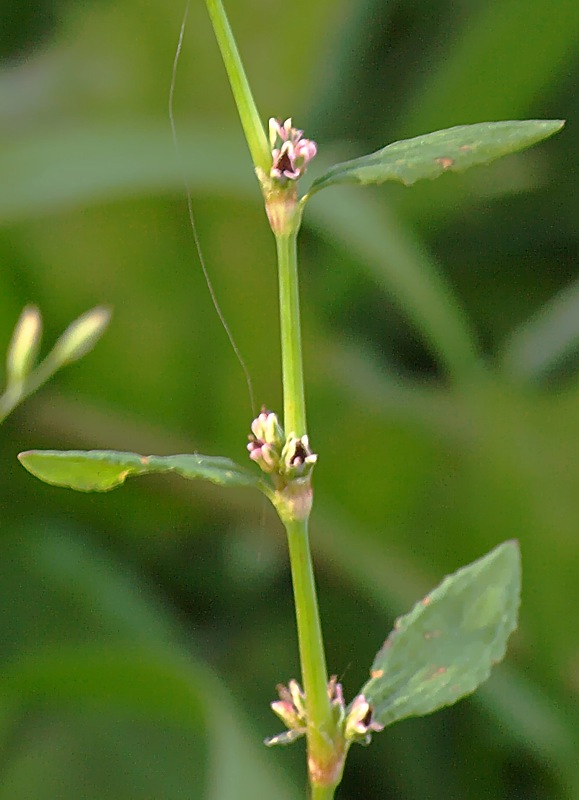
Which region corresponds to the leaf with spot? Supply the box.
[306,120,564,196]
[18,449,264,493]
[360,540,521,728]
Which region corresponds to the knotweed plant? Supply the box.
[18,1,564,798]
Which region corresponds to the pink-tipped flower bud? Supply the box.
[344,694,384,744]
[327,676,346,726]
[251,409,284,447]
[264,679,307,747]
[270,700,303,731]
[247,408,284,474]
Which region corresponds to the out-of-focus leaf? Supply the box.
[500,278,579,384]
[396,0,579,136]
[306,121,564,196]
[0,523,299,800]
[2,647,205,726]
[2,648,299,800]
[305,183,480,378]
[361,541,521,727]
[18,449,261,492]
[0,122,256,224]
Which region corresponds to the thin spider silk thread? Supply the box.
[169,0,256,417]
[170,3,268,561]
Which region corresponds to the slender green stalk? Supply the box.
[277,229,341,795]
[276,232,307,438]
[285,518,335,775]
[204,0,270,176]
[0,357,71,423]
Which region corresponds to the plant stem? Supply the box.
[285,516,337,795]
[204,0,270,176]
[276,232,307,438]
[276,229,339,794]
[310,785,337,800]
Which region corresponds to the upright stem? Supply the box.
[311,785,338,800]
[285,517,336,782]
[276,229,341,795]
[276,232,306,437]
[204,0,270,176]
[202,3,340,793]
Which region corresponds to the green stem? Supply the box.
[276,232,306,437]
[276,230,340,794]
[285,517,337,795]
[204,0,270,176]
[0,357,62,424]
[310,785,337,800]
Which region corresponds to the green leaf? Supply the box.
[18,449,261,492]
[1,646,299,800]
[307,120,564,196]
[361,540,521,727]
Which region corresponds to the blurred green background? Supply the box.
[1,0,578,798]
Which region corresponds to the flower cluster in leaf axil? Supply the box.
[269,118,317,183]
[248,408,317,482]
[265,677,383,748]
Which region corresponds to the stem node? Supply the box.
[273,478,313,523]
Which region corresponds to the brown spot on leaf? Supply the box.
[423,629,441,640]
[435,157,454,170]
[371,669,384,679]
[428,666,447,679]
[140,456,150,464]
[459,145,473,152]
[421,595,432,607]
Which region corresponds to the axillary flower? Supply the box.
[269,118,317,183]
[344,694,384,745]
[247,408,284,474]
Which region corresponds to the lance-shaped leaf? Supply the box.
[360,540,521,728]
[18,449,262,492]
[306,120,564,196]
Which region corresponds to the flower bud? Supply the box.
[247,440,279,473]
[264,679,307,747]
[6,306,42,387]
[247,409,284,474]
[250,409,284,448]
[270,700,303,731]
[48,306,111,367]
[328,675,346,726]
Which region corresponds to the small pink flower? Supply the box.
[281,434,318,478]
[344,694,384,743]
[269,117,317,183]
